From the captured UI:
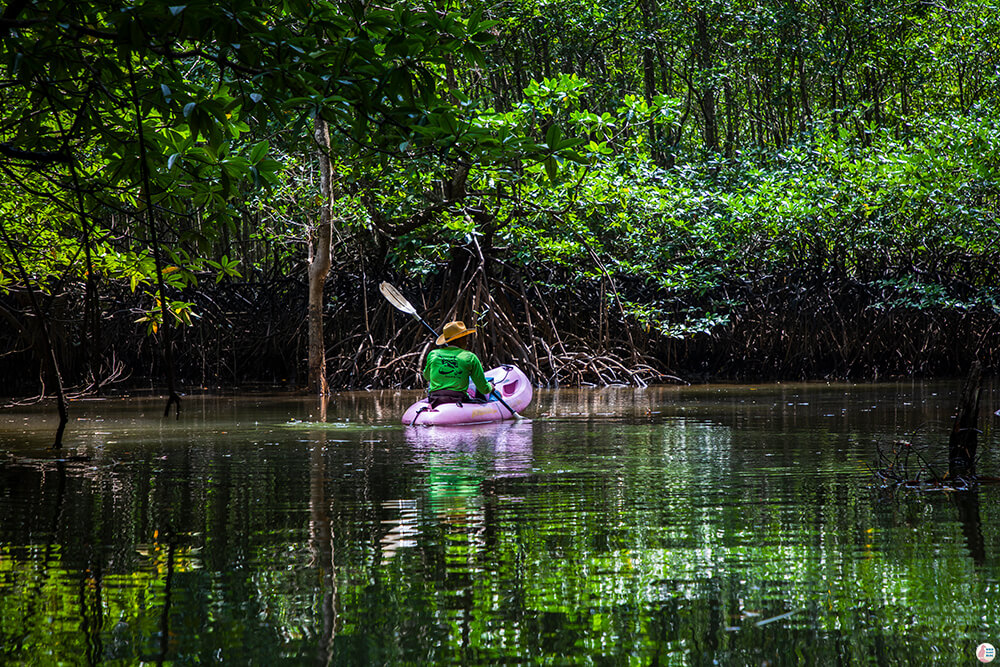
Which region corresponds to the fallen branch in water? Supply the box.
[868,438,1000,491]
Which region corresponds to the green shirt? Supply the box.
[423,346,493,395]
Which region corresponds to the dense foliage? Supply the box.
[1,0,998,398]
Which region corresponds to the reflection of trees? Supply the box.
[79,554,104,665]
[309,407,338,665]
[154,537,175,665]
[953,491,986,566]
[1,388,998,664]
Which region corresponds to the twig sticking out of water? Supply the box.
[868,438,978,491]
[755,608,805,627]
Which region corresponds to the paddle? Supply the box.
[379,281,525,420]
[379,282,439,339]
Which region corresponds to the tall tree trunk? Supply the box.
[695,11,719,152]
[0,223,69,448]
[129,63,180,418]
[642,46,658,158]
[50,90,104,394]
[308,117,334,394]
[723,77,736,157]
[639,0,662,165]
[797,52,811,132]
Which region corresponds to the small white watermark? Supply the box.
[978,643,997,664]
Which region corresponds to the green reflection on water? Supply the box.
[0,383,998,665]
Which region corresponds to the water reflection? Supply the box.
[404,421,534,478]
[309,425,338,664]
[0,382,998,665]
[953,490,987,565]
[380,423,534,560]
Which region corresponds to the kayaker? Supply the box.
[423,320,494,407]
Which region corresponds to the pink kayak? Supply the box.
[402,365,533,426]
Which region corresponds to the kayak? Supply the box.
[402,364,533,426]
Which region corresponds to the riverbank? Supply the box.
[2,274,997,400]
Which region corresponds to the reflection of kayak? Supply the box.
[402,365,533,426]
[404,421,534,477]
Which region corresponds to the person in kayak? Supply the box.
[423,320,493,407]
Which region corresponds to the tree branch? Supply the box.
[0,143,72,164]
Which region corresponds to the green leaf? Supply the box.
[248,140,269,164]
[544,156,558,181]
[545,124,562,148]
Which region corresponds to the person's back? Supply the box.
[423,321,492,405]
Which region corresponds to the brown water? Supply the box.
[1,381,999,665]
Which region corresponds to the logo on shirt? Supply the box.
[438,356,461,376]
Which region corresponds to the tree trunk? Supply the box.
[308,117,334,394]
[0,224,69,448]
[723,76,736,158]
[695,11,719,152]
[639,0,661,164]
[129,63,180,418]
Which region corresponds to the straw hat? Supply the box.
[436,321,476,346]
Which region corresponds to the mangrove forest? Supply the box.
[2,0,999,401]
[3,3,1000,665]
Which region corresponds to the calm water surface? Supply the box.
[1,382,999,665]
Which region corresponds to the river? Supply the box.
[1,381,998,665]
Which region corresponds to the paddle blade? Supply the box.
[379,281,417,315]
